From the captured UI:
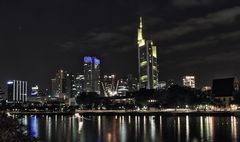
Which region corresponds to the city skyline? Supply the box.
[1,1,240,142]
[1,0,240,90]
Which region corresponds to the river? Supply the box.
[17,115,239,142]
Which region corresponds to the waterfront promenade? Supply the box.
[7,109,240,116]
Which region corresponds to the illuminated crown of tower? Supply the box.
[138,16,145,46]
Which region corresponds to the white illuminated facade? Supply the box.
[102,75,117,97]
[7,80,28,102]
[183,76,195,88]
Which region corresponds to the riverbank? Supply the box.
[0,114,37,142]
[77,110,237,116]
[7,110,240,117]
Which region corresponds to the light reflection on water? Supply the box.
[18,115,240,142]
[30,115,39,138]
[177,117,180,142]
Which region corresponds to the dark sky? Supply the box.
[1,0,240,90]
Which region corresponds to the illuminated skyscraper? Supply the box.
[7,80,27,102]
[83,56,100,94]
[137,17,158,89]
[102,74,117,97]
[75,74,84,96]
[51,69,75,99]
[183,76,196,88]
[51,69,66,98]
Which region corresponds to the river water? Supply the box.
[18,115,239,142]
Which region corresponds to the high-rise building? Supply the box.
[51,70,66,98]
[127,74,138,92]
[51,78,57,97]
[7,80,27,102]
[137,17,158,89]
[183,76,196,88]
[102,74,117,96]
[117,78,128,96]
[51,69,75,99]
[83,56,100,94]
[75,74,84,96]
[66,73,76,98]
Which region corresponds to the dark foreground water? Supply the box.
[17,115,239,142]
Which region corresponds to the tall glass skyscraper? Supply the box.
[83,56,100,94]
[137,17,158,89]
[51,69,75,99]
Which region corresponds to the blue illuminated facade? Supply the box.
[84,56,93,63]
[94,58,100,65]
[83,56,100,94]
[84,56,100,65]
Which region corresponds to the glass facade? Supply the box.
[137,17,158,89]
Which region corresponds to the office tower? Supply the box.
[51,69,74,99]
[183,76,196,88]
[66,73,76,98]
[102,74,117,96]
[51,78,57,97]
[117,78,128,96]
[83,56,100,94]
[51,69,66,98]
[137,17,158,89]
[7,80,27,102]
[127,74,138,92]
[75,74,84,96]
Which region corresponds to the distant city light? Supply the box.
[7,81,13,84]
[183,76,195,88]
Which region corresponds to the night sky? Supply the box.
[1,0,240,90]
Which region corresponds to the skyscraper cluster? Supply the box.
[5,17,202,103]
[51,56,101,100]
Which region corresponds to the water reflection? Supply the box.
[150,116,156,141]
[159,116,163,142]
[30,115,39,138]
[200,116,203,142]
[18,115,240,142]
[231,116,237,142]
[186,116,189,142]
[46,115,51,141]
[177,117,181,142]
